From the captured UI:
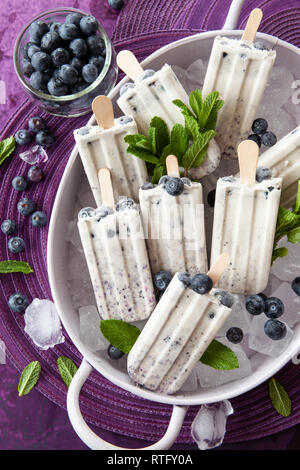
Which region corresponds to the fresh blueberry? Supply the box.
[59,23,78,41]
[79,15,99,36]
[252,118,268,135]
[27,165,44,182]
[30,71,48,92]
[213,289,234,308]
[1,219,16,235]
[82,63,99,84]
[245,294,265,315]
[207,189,216,207]
[165,177,184,196]
[86,35,105,56]
[119,82,135,96]
[256,166,272,182]
[17,198,37,216]
[22,59,34,77]
[35,129,55,148]
[107,344,124,360]
[12,176,28,192]
[27,44,41,59]
[261,131,277,147]
[51,47,70,67]
[28,116,46,133]
[190,273,213,294]
[89,55,105,72]
[58,64,78,85]
[47,77,68,96]
[108,0,124,9]
[70,57,86,71]
[65,12,84,27]
[22,42,36,60]
[248,134,261,147]
[31,51,51,72]
[139,69,155,81]
[49,22,61,34]
[291,277,300,296]
[71,79,89,94]
[8,236,25,253]
[115,197,136,211]
[40,31,61,52]
[15,129,32,146]
[29,21,49,43]
[69,38,88,58]
[8,293,29,313]
[178,272,191,287]
[153,270,172,291]
[264,297,284,319]
[140,181,155,190]
[31,211,47,227]
[226,326,243,344]
[158,175,170,186]
[181,177,192,186]
[264,319,287,340]
[118,116,133,125]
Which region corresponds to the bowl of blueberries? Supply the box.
[13,8,118,117]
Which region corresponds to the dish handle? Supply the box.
[67,358,189,450]
[222,0,245,30]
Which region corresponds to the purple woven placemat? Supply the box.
[0,0,300,448]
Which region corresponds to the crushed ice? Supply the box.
[19,145,48,165]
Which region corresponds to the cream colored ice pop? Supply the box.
[74,95,148,206]
[210,140,282,294]
[127,253,232,395]
[139,155,208,276]
[202,9,276,159]
[78,168,156,322]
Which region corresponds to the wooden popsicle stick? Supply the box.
[92,96,115,129]
[166,155,180,177]
[237,140,259,185]
[116,50,144,82]
[242,8,263,42]
[98,168,115,208]
[207,253,230,286]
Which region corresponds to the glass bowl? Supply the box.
[13,8,118,117]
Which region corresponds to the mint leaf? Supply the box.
[287,226,300,243]
[152,164,165,184]
[100,319,141,354]
[172,99,195,118]
[0,136,16,166]
[159,144,171,164]
[203,95,224,132]
[182,130,216,169]
[126,145,159,165]
[18,361,41,396]
[189,89,202,119]
[200,339,239,370]
[148,126,157,155]
[170,124,189,162]
[293,180,300,214]
[272,247,288,264]
[57,356,78,387]
[124,134,149,146]
[185,115,200,140]
[0,260,33,274]
[268,377,292,417]
[199,92,220,131]
[149,117,170,155]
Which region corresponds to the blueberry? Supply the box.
[28,116,46,134]
[70,57,86,72]
[165,177,184,196]
[252,118,268,135]
[22,42,36,60]
[17,198,37,216]
[27,44,41,59]
[65,12,84,27]
[108,0,124,9]
[22,58,35,76]
[89,55,105,72]
[31,51,51,72]
[207,189,216,207]
[153,270,172,291]
[190,273,213,294]
[59,23,78,41]
[245,294,265,315]
[82,63,99,84]
[29,21,49,43]
[69,38,88,58]
[264,297,284,319]
[51,47,70,67]
[1,219,16,235]
[226,326,243,344]
[29,71,48,92]
[158,175,170,186]
[256,167,272,182]
[107,344,124,360]
[8,236,25,253]
[140,181,155,190]
[31,211,47,227]
[86,35,105,56]
[261,131,277,147]
[178,272,191,287]
[15,129,32,146]
[248,134,261,147]
[181,177,192,186]
[27,165,44,182]
[115,197,136,211]
[213,289,234,308]
[79,15,99,36]
[139,69,155,81]
[78,207,95,219]
[254,41,269,51]
[119,82,135,96]
[49,22,61,34]
[118,116,133,125]
[40,31,61,52]
[264,319,287,340]
[58,64,78,85]
[12,176,28,191]
[8,293,29,313]
[291,277,300,296]
[35,129,55,148]
[71,79,89,94]
[47,77,68,96]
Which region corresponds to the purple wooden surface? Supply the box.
[0,0,300,450]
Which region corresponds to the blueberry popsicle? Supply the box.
[116,50,188,134]
[210,140,282,294]
[127,253,232,395]
[139,155,208,276]
[74,96,148,206]
[78,168,156,322]
[202,8,276,159]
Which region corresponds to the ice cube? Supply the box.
[184,58,209,93]
[267,282,300,328]
[66,220,82,249]
[263,272,282,297]
[215,293,252,338]
[262,66,295,109]
[257,102,296,141]
[24,299,65,350]
[0,339,6,364]
[68,277,96,310]
[79,305,109,352]
[248,314,294,357]
[19,145,48,165]
[191,400,234,450]
[271,238,300,282]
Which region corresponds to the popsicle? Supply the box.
[139,155,208,276]
[77,168,156,322]
[127,253,232,395]
[116,50,188,134]
[202,8,276,159]
[210,140,282,295]
[74,95,148,206]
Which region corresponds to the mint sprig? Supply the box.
[268,377,292,417]
[57,356,78,388]
[0,136,16,166]
[18,361,41,396]
[200,339,239,370]
[0,260,33,274]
